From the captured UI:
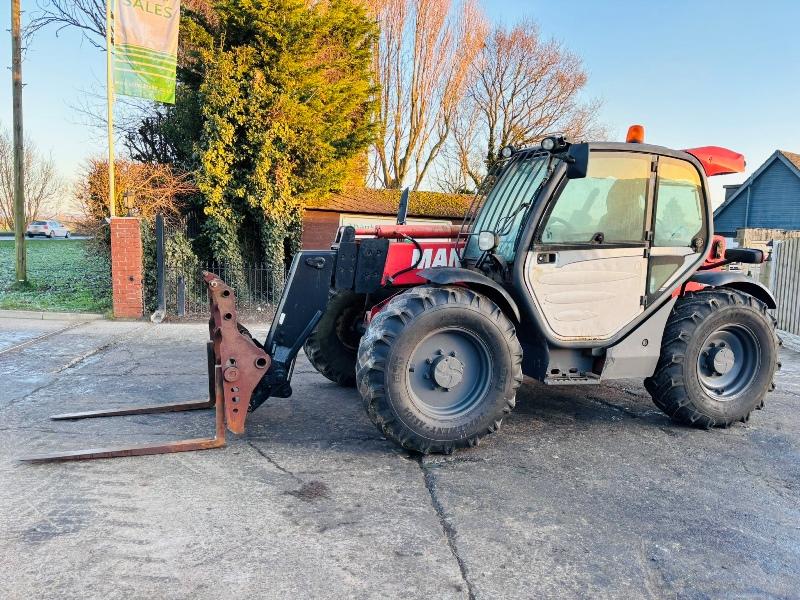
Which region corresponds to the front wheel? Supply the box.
[645,289,779,428]
[357,286,523,454]
[65,231,70,239]
[303,290,366,387]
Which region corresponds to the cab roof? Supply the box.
[584,142,745,177]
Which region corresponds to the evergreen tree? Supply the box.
[131,0,376,287]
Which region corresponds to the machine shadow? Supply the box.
[244,376,676,459]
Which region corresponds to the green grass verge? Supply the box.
[0,239,112,313]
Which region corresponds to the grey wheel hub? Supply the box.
[406,328,492,419]
[431,355,464,390]
[706,346,735,375]
[696,324,761,400]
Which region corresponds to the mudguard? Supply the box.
[417,267,521,322]
[689,271,777,309]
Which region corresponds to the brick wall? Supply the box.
[110,217,143,319]
[302,210,340,249]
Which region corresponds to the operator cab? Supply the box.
[463,128,726,347]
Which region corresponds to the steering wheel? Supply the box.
[543,217,575,241]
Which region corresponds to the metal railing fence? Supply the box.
[771,238,800,336]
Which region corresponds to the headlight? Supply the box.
[499,145,515,159]
[478,230,498,252]
[541,135,568,153]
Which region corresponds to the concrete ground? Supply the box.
[0,318,798,600]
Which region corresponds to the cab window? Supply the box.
[540,152,651,245]
[647,158,705,295]
[466,152,549,261]
[653,158,703,247]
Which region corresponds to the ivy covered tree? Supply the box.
[120,0,376,287]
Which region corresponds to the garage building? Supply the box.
[301,188,473,248]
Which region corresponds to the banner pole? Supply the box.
[106,0,116,218]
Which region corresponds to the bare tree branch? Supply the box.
[449,20,605,188]
[0,124,64,229]
[367,0,487,190]
[75,158,195,223]
[27,0,107,49]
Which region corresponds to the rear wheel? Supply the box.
[65,231,70,239]
[303,290,365,387]
[47,231,54,238]
[645,289,779,428]
[357,286,523,454]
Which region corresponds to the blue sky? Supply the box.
[1,0,799,207]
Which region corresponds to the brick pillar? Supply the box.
[111,217,144,319]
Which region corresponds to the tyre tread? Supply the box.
[645,288,778,429]
[356,286,523,454]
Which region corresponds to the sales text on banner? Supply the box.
[113,0,180,104]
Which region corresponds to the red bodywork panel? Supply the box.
[672,235,727,297]
[684,146,746,177]
[382,240,463,285]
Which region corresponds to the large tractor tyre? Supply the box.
[303,290,366,387]
[645,289,779,429]
[356,286,523,454]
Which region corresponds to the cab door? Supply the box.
[647,157,707,302]
[523,152,653,341]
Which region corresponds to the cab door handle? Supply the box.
[537,253,556,264]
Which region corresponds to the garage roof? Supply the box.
[305,188,474,219]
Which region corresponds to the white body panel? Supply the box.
[524,247,647,340]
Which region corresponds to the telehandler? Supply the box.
[24,126,779,461]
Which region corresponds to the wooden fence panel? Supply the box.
[772,238,800,335]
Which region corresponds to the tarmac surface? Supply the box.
[1,317,798,599]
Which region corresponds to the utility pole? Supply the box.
[11,0,26,283]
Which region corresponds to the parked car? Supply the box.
[26,220,70,238]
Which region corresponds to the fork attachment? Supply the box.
[205,271,272,434]
[20,273,271,463]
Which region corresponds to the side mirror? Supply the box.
[724,248,765,264]
[565,143,589,179]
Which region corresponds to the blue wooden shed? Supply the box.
[713,150,800,237]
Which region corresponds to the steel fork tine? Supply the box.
[19,272,271,463]
[50,400,214,421]
[19,365,226,463]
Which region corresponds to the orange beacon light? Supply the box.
[626,124,645,143]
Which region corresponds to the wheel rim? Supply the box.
[696,324,762,400]
[405,327,493,419]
